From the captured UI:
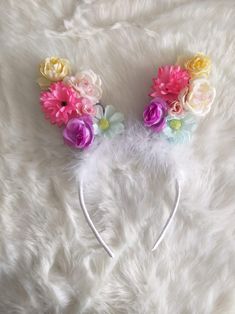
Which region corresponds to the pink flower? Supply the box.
[168,100,184,116]
[77,98,96,116]
[40,82,81,127]
[150,65,190,104]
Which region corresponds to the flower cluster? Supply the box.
[38,57,124,149]
[143,53,216,143]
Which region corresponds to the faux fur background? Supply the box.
[1,0,235,313]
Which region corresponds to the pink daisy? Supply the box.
[40,81,82,127]
[150,65,190,104]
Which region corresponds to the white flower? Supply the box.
[179,78,216,116]
[94,105,124,138]
[64,69,102,105]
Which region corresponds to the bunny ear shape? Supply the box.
[78,177,181,258]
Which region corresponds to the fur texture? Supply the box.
[0,0,235,313]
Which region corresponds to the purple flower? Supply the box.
[63,116,94,149]
[143,97,168,132]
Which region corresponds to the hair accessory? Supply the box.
[38,53,215,258]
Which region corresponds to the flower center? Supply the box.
[61,101,67,107]
[98,118,110,130]
[169,119,182,131]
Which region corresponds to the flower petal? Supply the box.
[93,123,100,135]
[109,112,124,123]
[37,77,51,90]
[108,122,125,136]
[94,104,104,120]
[104,105,116,119]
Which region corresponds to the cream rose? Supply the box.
[64,69,102,104]
[179,78,216,116]
[38,57,71,89]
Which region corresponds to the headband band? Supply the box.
[79,177,181,258]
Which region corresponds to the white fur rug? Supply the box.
[1,1,235,313]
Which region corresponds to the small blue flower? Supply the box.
[94,104,125,138]
[162,114,197,144]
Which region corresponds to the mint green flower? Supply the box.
[94,105,124,138]
[162,114,197,144]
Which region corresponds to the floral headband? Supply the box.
[38,53,215,257]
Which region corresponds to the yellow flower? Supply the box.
[184,53,211,78]
[37,57,71,89]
